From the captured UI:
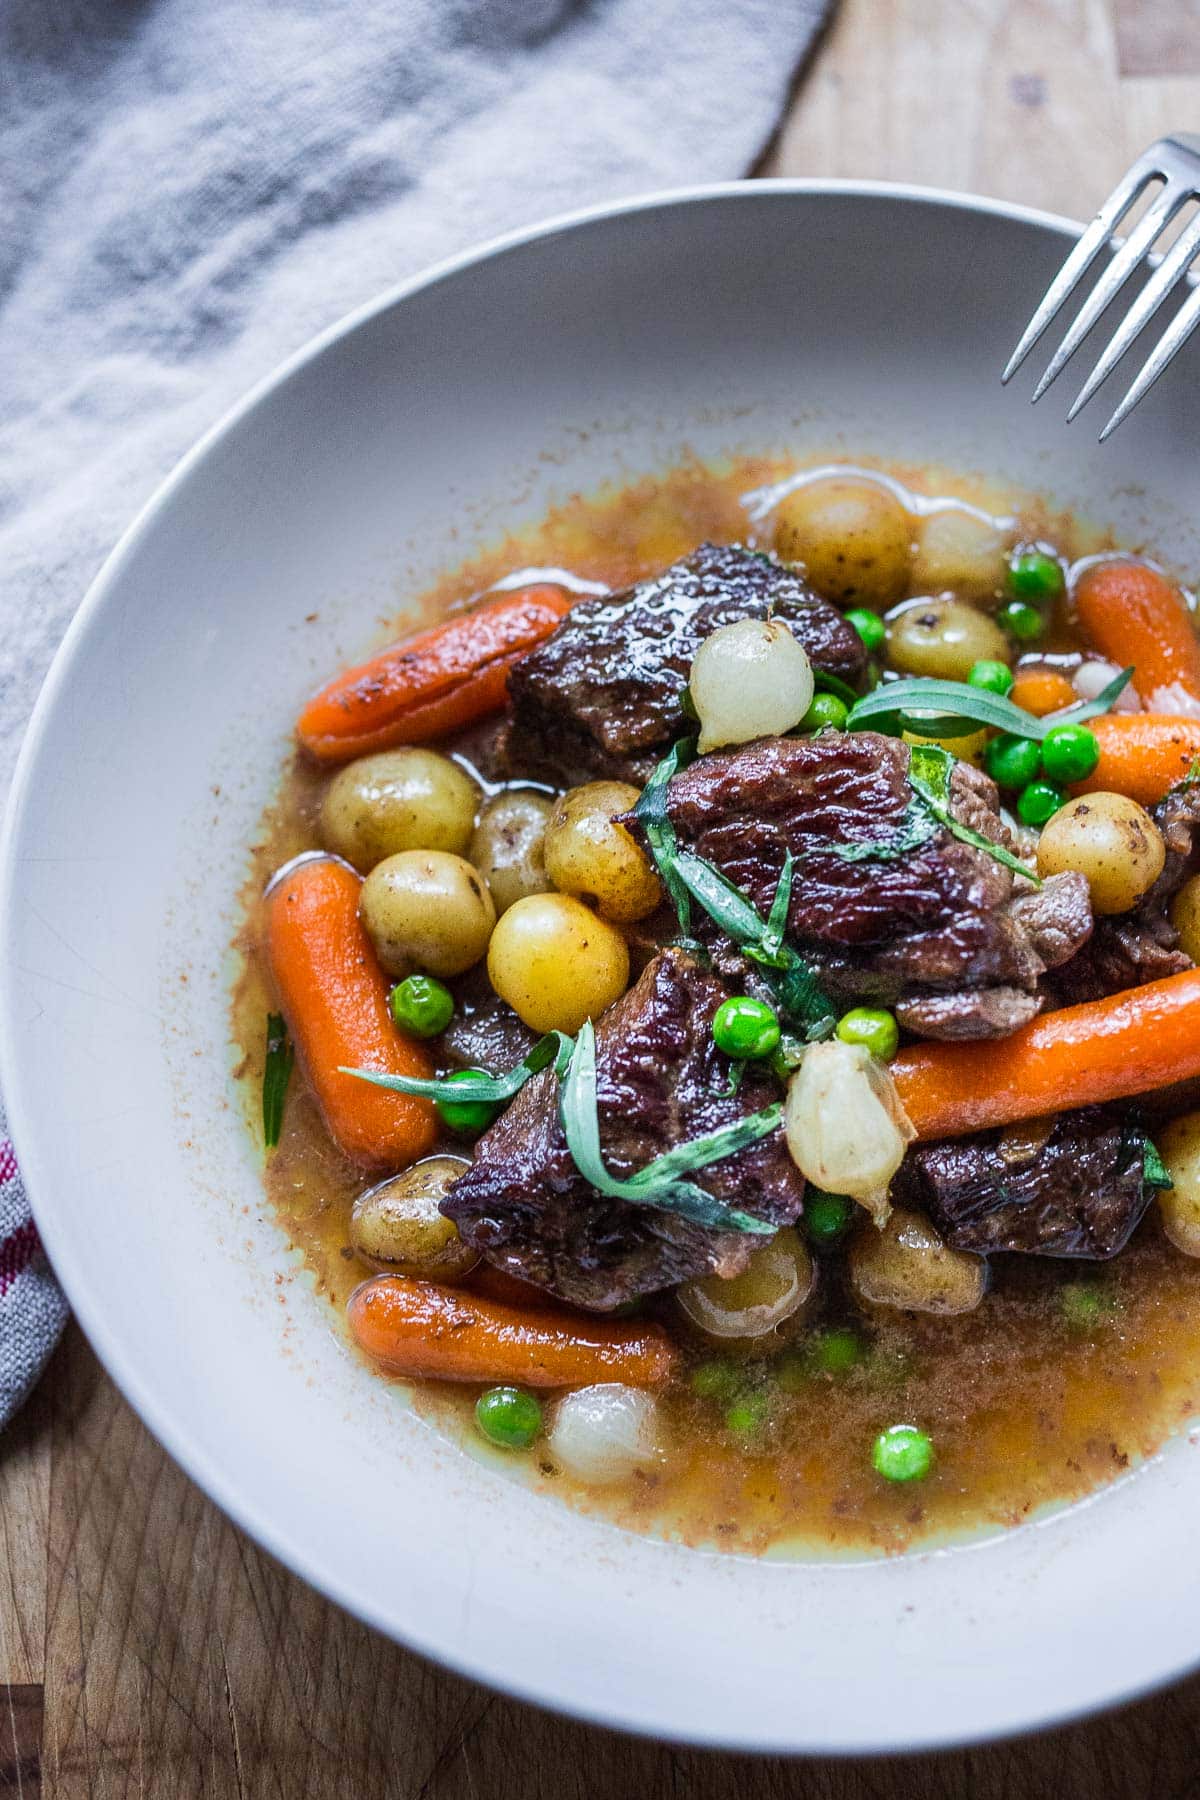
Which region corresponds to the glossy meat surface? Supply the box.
[649,731,1093,1038]
[894,1107,1151,1258]
[501,542,867,786]
[441,948,805,1309]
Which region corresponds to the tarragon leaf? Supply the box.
[907,743,1039,885]
[633,737,695,932]
[262,1013,294,1149]
[342,1031,574,1102]
[558,1022,776,1235]
[846,668,1133,741]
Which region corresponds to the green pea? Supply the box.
[845,608,886,654]
[968,659,1014,696]
[389,973,455,1039]
[808,1326,863,1375]
[871,1423,934,1483]
[712,995,781,1060]
[475,1386,543,1450]
[1040,723,1100,784]
[800,692,850,732]
[999,599,1045,642]
[1061,1282,1117,1331]
[984,731,1041,790]
[725,1394,770,1440]
[1017,779,1066,828]
[690,1359,741,1402]
[803,1189,855,1248]
[1007,549,1065,602]
[835,1005,899,1060]
[435,1069,501,1137]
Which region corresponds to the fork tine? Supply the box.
[1029,183,1184,402]
[1099,280,1200,440]
[1066,211,1200,421]
[1001,154,1162,384]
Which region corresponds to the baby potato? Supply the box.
[360,850,496,978]
[886,596,1008,681]
[487,892,629,1034]
[1036,792,1166,916]
[773,473,912,609]
[543,781,662,924]
[849,1207,986,1315]
[911,505,1009,599]
[1170,873,1200,963]
[677,1228,815,1341]
[350,1156,477,1278]
[470,790,554,914]
[1158,1114,1200,1257]
[320,749,480,870]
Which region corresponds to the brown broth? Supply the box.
[232,455,1200,1556]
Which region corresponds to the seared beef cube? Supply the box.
[502,543,867,786]
[1051,775,1200,1005]
[893,1107,1151,1258]
[441,949,804,1310]
[647,732,1092,1039]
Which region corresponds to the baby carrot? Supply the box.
[1009,668,1076,717]
[1075,559,1200,703]
[297,586,572,763]
[892,967,1200,1139]
[264,856,437,1166]
[1074,714,1200,806]
[347,1275,677,1388]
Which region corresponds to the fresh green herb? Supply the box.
[756,851,794,965]
[1144,1140,1174,1191]
[558,1021,777,1235]
[715,1059,747,1098]
[632,738,694,932]
[829,803,939,864]
[671,849,835,1034]
[907,744,1038,883]
[262,1013,294,1150]
[436,1070,503,1137]
[342,1030,574,1104]
[845,668,1132,742]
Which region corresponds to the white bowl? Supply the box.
[5,183,1200,1755]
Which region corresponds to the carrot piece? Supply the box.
[1009,668,1076,717]
[297,586,573,763]
[1073,714,1200,806]
[264,856,437,1166]
[347,1275,677,1388]
[892,967,1200,1140]
[1075,558,1200,702]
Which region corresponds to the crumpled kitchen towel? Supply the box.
[0,0,835,1426]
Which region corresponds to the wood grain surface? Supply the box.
[5,2,1200,1794]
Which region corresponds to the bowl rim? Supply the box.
[8,177,1173,1755]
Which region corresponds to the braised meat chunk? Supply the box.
[1051,775,1200,1006]
[440,948,805,1310]
[502,542,867,786]
[647,731,1093,1039]
[894,1108,1152,1258]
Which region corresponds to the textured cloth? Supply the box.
[0,0,833,1426]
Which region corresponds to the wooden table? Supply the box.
[5,3,1200,1793]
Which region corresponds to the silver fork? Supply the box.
[1002,133,1200,440]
